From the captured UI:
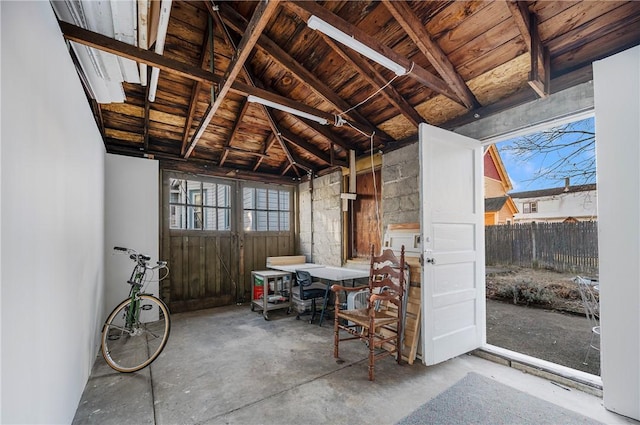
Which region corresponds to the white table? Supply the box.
[268,263,369,326]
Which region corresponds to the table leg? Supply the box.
[318,280,331,327]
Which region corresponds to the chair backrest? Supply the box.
[296,270,313,287]
[368,245,406,310]
[574,276,599,326]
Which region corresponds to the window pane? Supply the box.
[187,206,202,229]
[256,210,268,231]
[279,191,290,211]
[170,179,187,203]
[268,190,278,210]
[280,211,290,231]
[170,205,185,229]
[203,182,216,206]
[218,185,230,208]
[256,189,267,209]
[218,208,230,230]
[202,207,215,230]
[268,211,279,230]
[243,211,255,231]
[243,188,255,209]
[187,180,201,205]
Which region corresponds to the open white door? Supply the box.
[419,123,485,366]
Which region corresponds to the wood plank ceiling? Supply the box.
[54,1,640,183]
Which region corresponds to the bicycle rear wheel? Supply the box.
[101,294,171,372]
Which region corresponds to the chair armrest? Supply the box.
[330,284,368,293]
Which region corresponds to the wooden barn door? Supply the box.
[350,169,382,258]
[161,171,239,313]
[160,171,296,313]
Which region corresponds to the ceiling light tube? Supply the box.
[148,0,172,101]
[247,95,330,125]
[307,15,407,76]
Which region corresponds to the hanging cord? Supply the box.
[369,131,382,251]
[337,62,415,120]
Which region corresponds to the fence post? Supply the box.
[531,221,537,268]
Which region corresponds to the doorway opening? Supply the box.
[483,115,600,376]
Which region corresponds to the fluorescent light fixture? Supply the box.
[307,15,407,76]
[148,0,172,102]
[247,95,330,125]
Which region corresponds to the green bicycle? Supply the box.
[101,246,171,372]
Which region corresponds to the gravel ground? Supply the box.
[485,266,600,376]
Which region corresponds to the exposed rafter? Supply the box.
[219,2,392,141]
[183,0,282,158]
[320,34,424,127]
[180,19,212,157]
[58,20,371,153]
[283,1,464,106]
[382,0,480,110]
[219,98,250,166]
[506,1,549,98]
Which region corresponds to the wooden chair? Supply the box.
[330,245,406,381]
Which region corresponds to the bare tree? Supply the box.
[502,118,595,187]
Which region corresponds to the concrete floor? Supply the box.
[73,304,637,425]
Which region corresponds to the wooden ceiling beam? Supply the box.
[219,98,250,166]
[183,0,281,159]
[382,0,480,110]
[206,3,299,177]
[320,34,424,127]
[283,1,463,106]
[58,20,382,149]
[158,158,296,185]
[506,1,550,98]
[296,117,357,152]
[218,3,391,141]
[253,133,277,172]
[180,19,212,157]
[277,125,334,166]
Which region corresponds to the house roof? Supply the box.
[51,1,640,183]
[485,196,509,213]
[484,144,513,192]
[510,183,597,199]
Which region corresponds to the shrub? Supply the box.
[495,281,553,306]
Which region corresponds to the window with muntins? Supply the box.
[243,187,291,231]
[169,179,231,230]
[523,201,538,214]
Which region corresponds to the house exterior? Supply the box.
[483,144,518,226]
[510,180,597,223]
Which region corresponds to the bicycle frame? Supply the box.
[120,249,156,330]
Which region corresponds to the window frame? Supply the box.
[523,201,538,214]
[168,177,232,232]
[242,185,292,232]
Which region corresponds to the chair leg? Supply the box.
[309,298,317,324]
[368,330,375,381]
[333,304,340,359]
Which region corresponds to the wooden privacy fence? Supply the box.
[486,222,599,274]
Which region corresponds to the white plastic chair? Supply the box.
[574,276,600,367]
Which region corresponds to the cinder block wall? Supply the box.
[298,171,342,266]
[382,143,420,230]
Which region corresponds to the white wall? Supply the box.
[105,154,159,312]
[1,2,105,423]
[594,45,640,420]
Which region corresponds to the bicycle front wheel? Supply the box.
[101,294,171,373]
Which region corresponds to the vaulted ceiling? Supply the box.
[52,1,640,183]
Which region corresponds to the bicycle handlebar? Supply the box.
[113,246,166,269]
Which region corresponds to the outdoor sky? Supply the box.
[495,116,596,193]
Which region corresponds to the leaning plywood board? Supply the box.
[379,285,421,365]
